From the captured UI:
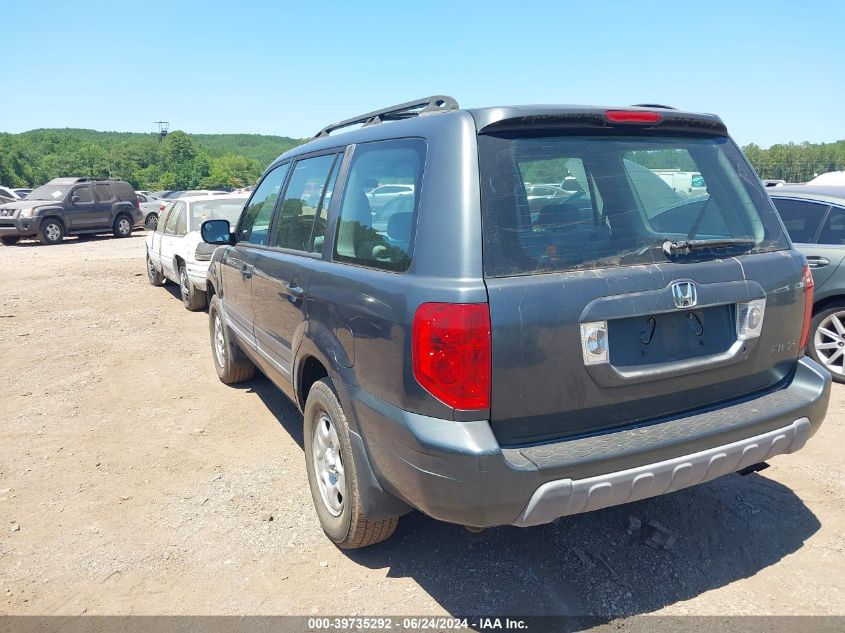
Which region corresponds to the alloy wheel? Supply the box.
[814,311,845,376]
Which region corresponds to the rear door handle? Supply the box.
[806,256,830,268]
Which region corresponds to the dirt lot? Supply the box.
[1,234,844,618]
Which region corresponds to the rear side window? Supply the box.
[479,134,789,276]
[334,139,425,272]
[771,198,829,243]
[163,202,184,235]
[238,163,290,245]
[270,153,339,252]
[93,184,116,203]
[817,206,845,245]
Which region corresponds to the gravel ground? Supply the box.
[0,234,843,618]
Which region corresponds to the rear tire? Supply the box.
[809,305,845,384]
[304,378,399,548]
[144,212,158,230]
[146,252,165,287]
[179,264,207,311]
[38,218,64,245]
[113,214,133,238]
[0,236,20,246]
[208,295,255,384]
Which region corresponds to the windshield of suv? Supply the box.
[27,184,71,201]
[478,134,788,276]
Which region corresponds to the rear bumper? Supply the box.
[343,356,831,527]
[186,260,210,289]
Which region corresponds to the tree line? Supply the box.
[1,128,844,190]
[0,129,303,191]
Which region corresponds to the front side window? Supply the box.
[238,163,290,245]
[479,134,788,276]
[71,186,94,204]
[771,198,829,244]
[270,154,338,252]
[334,139,425,272]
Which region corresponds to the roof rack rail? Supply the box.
[314,95,459,138]
[631,103,677,110]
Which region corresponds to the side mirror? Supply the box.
[201,219,233,245]
[71,195,81,204]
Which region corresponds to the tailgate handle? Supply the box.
[806,256,829,269]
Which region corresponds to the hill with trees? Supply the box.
[0,129,304,190]
[1,128,844,190]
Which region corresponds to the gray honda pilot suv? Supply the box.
[200,96,831,548]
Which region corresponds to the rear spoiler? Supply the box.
[476,109,728,136]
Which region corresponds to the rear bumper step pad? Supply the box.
[513,417,811,527]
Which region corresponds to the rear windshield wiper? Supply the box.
[662,238,756,257]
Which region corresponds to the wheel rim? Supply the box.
[180,268,190,302]
[119,218,131,235]
[146,214,157,228]
[213,313,226,368]
[312,412,345,516]
[147,256,157,282]
[46,223,60,241]
[814,311,845,376]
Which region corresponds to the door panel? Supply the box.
[800,245,845,290]
[251,251,314,378]
[92,184,115,226]
[67,186,97,228]
[220,245,256,348]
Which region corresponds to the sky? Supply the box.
[2,0,843,148]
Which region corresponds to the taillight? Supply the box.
[605,110,662,124]
[160,202,166,211]
[412,303,491,410]
[800,264,815,350]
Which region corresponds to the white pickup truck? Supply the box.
[145,194,248,310]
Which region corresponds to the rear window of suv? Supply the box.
[478,134,789,277]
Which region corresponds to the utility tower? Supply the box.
[155,121,170,143]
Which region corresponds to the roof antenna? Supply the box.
[155,121,169,143]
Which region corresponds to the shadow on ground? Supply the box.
[5,233,147,247]
[246,374,821,619]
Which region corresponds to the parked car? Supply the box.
[145,194,248,310]
[199,96,829,548]
[769,185,845,382]
[136,192,162,228]
[0,177,141,245]
[365,184,414,211]
[13,188,32,199]
[0,186,21,202]
[153,190,229,217]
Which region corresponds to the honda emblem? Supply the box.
[672,281,697,309]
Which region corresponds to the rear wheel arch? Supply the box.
[297,355,330,411]
[813,294,845,315]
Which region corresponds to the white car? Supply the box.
[145,194,248,310]
[365,184,414,211]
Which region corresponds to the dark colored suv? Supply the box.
[0,177,141,245]
[200,96,830,548]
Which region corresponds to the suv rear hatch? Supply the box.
[476,109,807,446]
